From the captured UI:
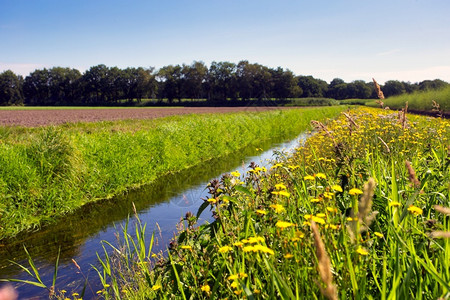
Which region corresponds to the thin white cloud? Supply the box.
[0,62,47,76]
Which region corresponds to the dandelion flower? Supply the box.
[218,246,232,253]
[275,183,287,190]
[233,241,244,247]
[356,247,369,256]
[349,188,363,195]
[311,198,321,203]
[228,274,239,280]
[311,216,325,224]
[331,185,343,192]
[276,220,296,228]
[253,244,275,255]
[304,175,315,181]
[181,245,192,250]
[201,285,210,292]
[407,205,423,215]
[316,213,326,218]
[230,281,239,289]
[374,232,384,238]
[230,171,241,177]
[270,204,285,213]
[315,173,327,179]
[247,236,265,243]
[389,201,401,207]
[243,246,257,252]
[256,209,267,215]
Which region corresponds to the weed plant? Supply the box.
[0,107,345,239]
[94,107,449,299]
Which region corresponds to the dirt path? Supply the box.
[0,107,291,127]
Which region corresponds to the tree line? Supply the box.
[0,61,448,106]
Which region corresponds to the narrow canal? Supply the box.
[0,132,307,299]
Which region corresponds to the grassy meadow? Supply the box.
[366,86,450,115]
[0,107,346,240]
[90,107,450,299]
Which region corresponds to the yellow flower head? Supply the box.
[207,198,217,204]
[316,213,326,218]
[311,216,326,224]
[230,281,239,289]
[356,247,369,256]
[332,185,343,192]
[311,198,321,203]
[284,253,294,259]
[349,188,363,195]
[374,232,384,238]
[218,246,232,253]
[276,220,296,229]
[152,285,162,291]
[233,241,244,247]
[407,205,423,215]
[256,209,267,215]
[181,245,192,250]
[304,175,315,181]
[201,284,210,292]
[270,204,286,213]
[230,170,241,177]
[247,236,265,244]
[275,183,287,190]
[315,173,327,179]
[253,244,275,255]
[243,246,257,252]
[228,274,239,280]
[389,201,401,207]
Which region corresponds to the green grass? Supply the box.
[339,98,376,105]
[0,107,346,240]
[367,86,450,114]
[89,107,449,299]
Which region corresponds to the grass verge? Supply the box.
[92,107,449,299]
[0,107,345,240]
[367,86,450,116]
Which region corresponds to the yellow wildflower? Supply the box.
[304,175,315,181]
[152,285,162,291]
[276,220,296,228]
[201,284,210,292]
[407,205,423,215]
[207,198,217,204]
[228,274,239,280]
[181,245,192,250]
[356,247,369,256]
[233,241,244,247]
[253,244,275,255]
[243,246,257,252]
[304,214,312,220]
[389,201,401,207]
[275,183,287,190]
[349,188,363,195]
[230,170,241,177]
[326,207,337,213]
[247,236,265,244]
[284,253,294,259]
[332,185,343,192]
[218,246,232,253]
[315,173,327,179]
[239,272,248,278]
[256,209,267,215]
[230,281,239,289]
[311,198,321,203]
[311,216,325,224]
[270,204,285,213]
[316,213,326,218]
[374,232,384,238]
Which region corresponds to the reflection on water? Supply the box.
[0,132,306,299]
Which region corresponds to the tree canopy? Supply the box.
[1,62,448,106]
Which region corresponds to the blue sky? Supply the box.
[1,0,449,83]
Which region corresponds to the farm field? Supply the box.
[90,107,450,299]
[0,106,294,127]
[0,106,345,240]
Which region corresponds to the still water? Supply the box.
[0,132,307,299]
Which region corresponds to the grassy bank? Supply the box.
[94,107,449,299]
[0,107,345,239]
[367,86,450,115]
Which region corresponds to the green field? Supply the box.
[0,107,346,239]
[367,86,450,114]
[90,107,450,299]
